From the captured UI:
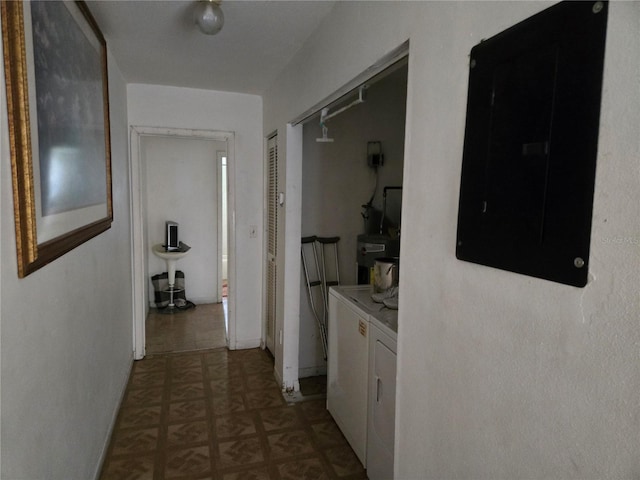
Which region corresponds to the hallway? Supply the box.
[99,347,367,479]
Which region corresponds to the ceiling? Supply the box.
[87,1,336,95]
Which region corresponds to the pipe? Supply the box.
[379,186,403,235]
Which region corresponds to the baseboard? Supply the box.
[93,351,134,480]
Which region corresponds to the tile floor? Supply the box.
[146,303,227,354]
[100,347,367,480]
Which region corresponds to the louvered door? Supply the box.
[266,134,278,353]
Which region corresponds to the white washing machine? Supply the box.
[327,285,398,470]
[327,286,371,465]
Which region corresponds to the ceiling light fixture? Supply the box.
[194,0,224,35]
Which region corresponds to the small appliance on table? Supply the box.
[151,221,191,311]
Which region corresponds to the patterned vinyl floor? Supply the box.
[99,347,368,480]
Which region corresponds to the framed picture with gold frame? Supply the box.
[1,0,112,278]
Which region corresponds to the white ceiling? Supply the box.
[87,1,336,95]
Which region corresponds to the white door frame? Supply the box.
[129,126,236,359]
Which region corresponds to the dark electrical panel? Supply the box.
[455,1,608,287]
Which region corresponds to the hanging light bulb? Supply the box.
[194,0,224,35]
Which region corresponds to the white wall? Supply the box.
[264,1,640,478]
[143,136,225,305]
[128,84,263,348]
[299,66,407,374]
[0,46,134,478]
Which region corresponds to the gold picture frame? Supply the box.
[2,0,112,277]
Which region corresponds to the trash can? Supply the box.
[151,270,194,311]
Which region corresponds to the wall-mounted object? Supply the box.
[316,108,335,143]
[2,0,113,278]
[316,85,368,143]
[367,141,384,167]
[455,1,608,287]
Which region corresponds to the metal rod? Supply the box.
[320,85,367,123]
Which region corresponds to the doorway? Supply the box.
[130,126,236,359]
[218,151,229,331]
[273,42,409,391]
[296,58,408,388]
